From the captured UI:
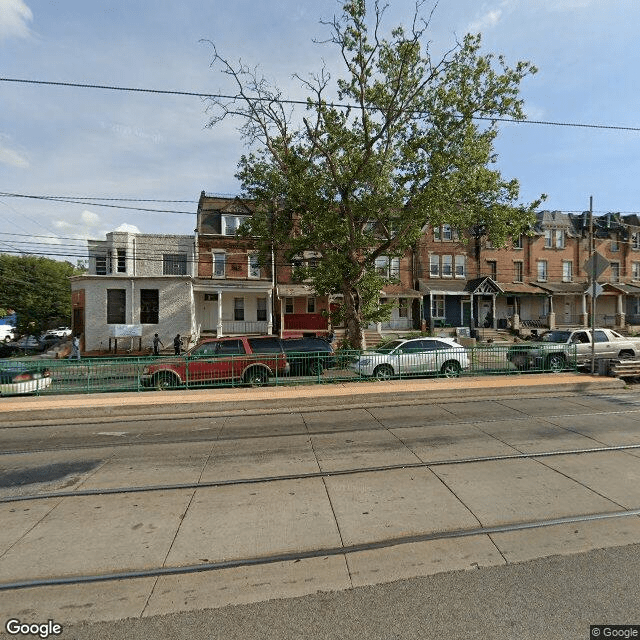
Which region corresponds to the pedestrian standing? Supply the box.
[173,333,182,355]
[68,335,81,360]
[153,333,164,356]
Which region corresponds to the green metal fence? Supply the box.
[0,344,578,397]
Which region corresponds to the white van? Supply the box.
[0,324,16,342]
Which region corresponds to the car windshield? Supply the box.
[374,340,404,354]
[540,331,572,343]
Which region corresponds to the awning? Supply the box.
[380,285,422,299]
[276,284,315,297]
[417,279,467,295]
[194,279,272,294]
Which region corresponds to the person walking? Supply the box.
[153,333,164,356]
[173,333,182,356]
[68,335,81,360]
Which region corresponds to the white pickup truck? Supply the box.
[507,328,640,372]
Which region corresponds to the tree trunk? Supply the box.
[342,284,366,350]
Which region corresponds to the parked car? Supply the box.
[0,363,52,396]
[349,337,469,379]
[43,327,73,338]
[507,328,640,372]
[140,336,290,389]
[11,335,45,352]
[281,337,336,375]
[0,324,16,343]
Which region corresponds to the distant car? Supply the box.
[0,363,52,396]
[140,336,290,389]
[11,335,45,352]
[281,337,336,375]
[43,327,72,338]
[0,324,16,343]
[349,337,469,379]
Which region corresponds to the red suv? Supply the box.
[141,336,289,389]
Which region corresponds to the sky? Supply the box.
[1,0,640,262]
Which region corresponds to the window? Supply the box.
[433,226,441,241]
[307,297,316,313]
[633,233,640,250]
[455,255,465,278]
[611,237,620,252]
[594,330,609,343]
[222,215,246,236]
[633,262,640,281]
[537,260,548,282]
[398,297,408,318]
[429,255,440,277]
[106,289,126,324]
[513,235,523,249]
[213,252,226,277]
[375,256,400,278]
[96,254,108,275]
[544,230,552,248]
[610,262,620,283]
[217,339,243,355]
[389,257,400,279]
[514,261,524,283]
[257,297,267,322]
[117,249,126,273]
[442,255,452,277]
[248,254,261,279]
[487,260,497,279]
[284,297,294,314]
[442,224,452,241]
[562,261,573,282]
[163,253,187,275]
[431,295,445,318]
[234,297,244,321]
[140,289,159,324]
[555,229,565,249]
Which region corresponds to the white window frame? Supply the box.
[633,262,640,281]
[442,224,452,241]
[544,230,552,248]
[514,260,524,283]
[633,233,640,250]
[429,255,440,277]
[248,253,261,279]
[555,229,565,249]
[431,295,445,318]
[212,251,226,278]
[562,260,573,282]
[610,262,620,283]
[455,255,465,278]
[442,255,452,277]
[537,260,548,282]
[513,235,523,249]
[222,215,247,236]
[233,297,244,321]
[398,297,409,318]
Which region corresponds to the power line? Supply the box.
[2,77,640,132]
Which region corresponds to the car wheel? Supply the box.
[243,367,268,387]
[308,360,324,376]
[440,360,461,378]
[373,364,394,381]
[546,353,565,373]
[154,372,179,390]
[3,336,10,343]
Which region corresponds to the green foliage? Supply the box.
[206,0,543,347]
[0,254,79,335]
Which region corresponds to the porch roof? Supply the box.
[533,282,587,295]
[417,279,467,295]
[194,279,272,294]
[605,282,640,295]
[276,284,315,297]
[496,282,546,295]
[381,285,422,299]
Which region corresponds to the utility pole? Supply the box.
[590,196,596,374]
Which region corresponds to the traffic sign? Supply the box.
[583,252,609,279]
[585,282,604,298]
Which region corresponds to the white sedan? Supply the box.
[349,337,469,379]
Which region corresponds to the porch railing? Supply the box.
[222,321,268,334]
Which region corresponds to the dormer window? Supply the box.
[222,215,247,235]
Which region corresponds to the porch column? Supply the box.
[279,298,284,338]
[469,294,475,329]
[581,294,588,327]
[548,295,556,330]
[429,292,434,332]
[617,293,626,329]
[491,295,497,329]
[512,297,520,331]
[217,289,223,338]
[267,290,273,335]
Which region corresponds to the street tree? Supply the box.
[205,0,544,347]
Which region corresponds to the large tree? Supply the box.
[205,0,543,347]
[0,254,81,336]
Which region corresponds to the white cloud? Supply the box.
[114,223,141,233]
[468,9,503,33]
[0,141,29,168]
[0,0,33,40]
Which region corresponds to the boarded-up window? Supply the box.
[106,289,126,324]
[163,253,187,275]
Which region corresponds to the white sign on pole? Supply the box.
[585,282,604,298]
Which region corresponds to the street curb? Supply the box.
[0,375,626,423]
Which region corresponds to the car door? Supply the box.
[186,341,220,385]
[417,340,442,373]
[211,339,246,382]
[593,330,614,358]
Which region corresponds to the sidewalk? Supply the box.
[0,372,626,422]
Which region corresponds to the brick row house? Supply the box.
[71,202,640,353]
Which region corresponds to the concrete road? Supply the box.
[1,375,640,638]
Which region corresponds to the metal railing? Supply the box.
[0,344,579,397]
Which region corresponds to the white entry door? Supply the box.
[202,299,218,332]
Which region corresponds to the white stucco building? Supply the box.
[70,230,197,353]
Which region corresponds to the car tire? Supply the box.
[308,360,324,376]
[440,360,461,378]
[373,364,394,381]
[154,372,179,390]
[546,353,565,373]
[243,367,269,387]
